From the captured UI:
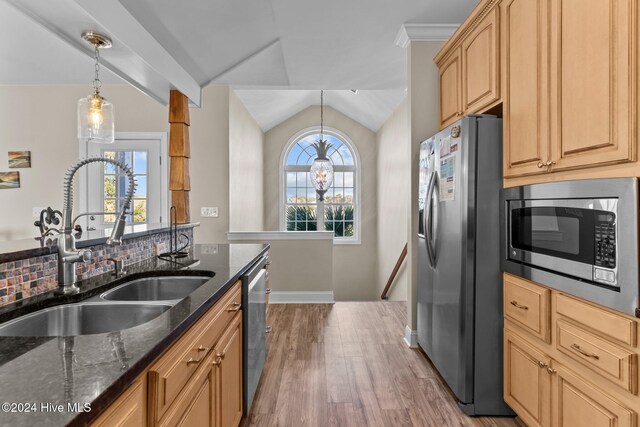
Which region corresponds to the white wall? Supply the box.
[406,41,443,330]
[264,106,378,301]
[376,98,409,301]
[0,84,263,244]
[229,90,264,232]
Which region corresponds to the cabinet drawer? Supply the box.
[149,281,241,420]
[555,293,637,347]
[504,275,550,342]
[556,320,637,394]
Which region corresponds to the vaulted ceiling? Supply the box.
[0,0,478,130]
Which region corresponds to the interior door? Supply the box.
[86,134,167,229]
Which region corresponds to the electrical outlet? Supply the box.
[33,207,45,218]
[201,244,218,255]
[200,207,219,218]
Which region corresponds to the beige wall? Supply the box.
[0,84,261,244]
[406,41,443,329]
[228,90,264,232]
[376,98,409,301]
[264,106,378,301]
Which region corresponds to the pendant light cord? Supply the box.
[320,90,324,141]
[92,46,102,96]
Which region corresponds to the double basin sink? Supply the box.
[0,275,213,337]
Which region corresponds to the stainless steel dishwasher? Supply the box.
[242,256,267,415]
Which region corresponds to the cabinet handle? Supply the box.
[570,344,599,360]
[266,326,273,334]
[216,351,225,360]
[537,161,545,168]
[186,356,203,365]
[226,302,241,312]
[545,160,556,167]
[265,288,272,295]
[196,345,208,352]
[547,367,557,374]
[456,111,463,117]
[212,356,223,366]
[510,300,529,310]
[538,361,547,368]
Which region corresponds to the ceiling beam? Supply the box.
[5,0,201,106]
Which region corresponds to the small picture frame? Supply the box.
[8,151,31,168]
[0,172,20,189]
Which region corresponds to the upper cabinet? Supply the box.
[435,0,500,129]
[435,0,639,181]
[549,0,636,172]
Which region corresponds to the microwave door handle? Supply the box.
[425,172,436,267]
[430,172,439,266]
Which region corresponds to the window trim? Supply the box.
[279,126,362,245]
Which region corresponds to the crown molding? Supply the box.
[394,24,459,48]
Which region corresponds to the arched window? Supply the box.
[281,127,360,242]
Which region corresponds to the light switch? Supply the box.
[200,207,219,218]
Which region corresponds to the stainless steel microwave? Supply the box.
[502,178,639,317]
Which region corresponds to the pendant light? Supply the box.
[310,90,334,201]
[77,32,114,144]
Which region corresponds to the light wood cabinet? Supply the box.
[216,312,243,427]
[549,0,636,172]
[501,0,638,179]
[462,6,500,114]
[439,47,463,128]
[91,280,245,427]
[90,376,146,427]
[503,274,640,427]
[436,0,500,129]
[551,362,636,427]
[504,274,551,343]
[504,329,551,427]
[501,0,551,177]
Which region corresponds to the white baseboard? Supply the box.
[268,291,335,304]
[404,326,418,348]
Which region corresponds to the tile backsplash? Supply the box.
[0,228,193,306]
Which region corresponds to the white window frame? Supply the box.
[279,126,362,245]
[78,132,169,231]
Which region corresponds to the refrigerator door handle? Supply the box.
[425,172,437,267]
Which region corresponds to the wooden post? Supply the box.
[169,90,191,223]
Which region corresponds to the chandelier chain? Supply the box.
[320,90,324,141]
[92,46,102,95]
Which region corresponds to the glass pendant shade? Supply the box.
[310,158,334,195]
[78,93,114,144]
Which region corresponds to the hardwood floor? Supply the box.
[242,302,519,427]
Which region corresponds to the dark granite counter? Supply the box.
[0,243,269,427]
[0,222,199,263]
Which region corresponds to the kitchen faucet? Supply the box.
[57,156,135,294]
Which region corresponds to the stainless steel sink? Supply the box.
[0,302,171,337]
[100,276,211,302]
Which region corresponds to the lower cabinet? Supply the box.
[90,281,244,427]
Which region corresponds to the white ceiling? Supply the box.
[0,0,478,130]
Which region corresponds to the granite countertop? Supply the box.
[0,222,200,263]
[0,243,269,427]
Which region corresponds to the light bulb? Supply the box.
[78,93,114,143]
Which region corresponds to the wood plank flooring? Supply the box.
[241,302,518,427]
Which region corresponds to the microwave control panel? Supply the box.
[594,218,616,269]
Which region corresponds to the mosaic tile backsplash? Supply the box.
[0,228,193,306]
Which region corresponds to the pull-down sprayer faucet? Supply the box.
[57,156,135,294]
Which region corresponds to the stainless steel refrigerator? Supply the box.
[417,115,512,416]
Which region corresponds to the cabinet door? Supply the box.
[439,47,463,128]
[502,0,551,177]
[549,0,637,171]
[504,329,551,427]
[90,377,146,427]
[159,354,216,427]
[551,362,636,427]
[216,313,243,427]
[462,6,500,113]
